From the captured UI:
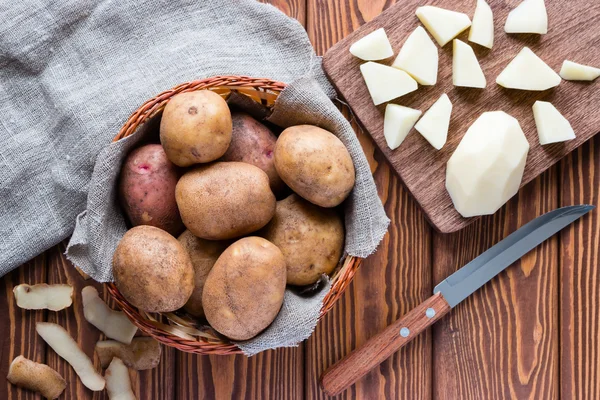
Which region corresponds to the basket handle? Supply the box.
[319,292,451,396]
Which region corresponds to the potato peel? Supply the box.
[82,286,137,344]
[13,284,73,311]
[96,337,161,370]
[36,322,105,391]
[7,355,66,399]
[105,358,136,400]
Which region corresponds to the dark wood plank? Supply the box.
[432,170,559,399]
[322,0,600,233]
[175,2,307,399]
[0,252,47,400]
[560,138,600,400]
[305,2,433,399]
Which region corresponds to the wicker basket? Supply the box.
[107,75,362,355]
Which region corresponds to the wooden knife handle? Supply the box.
[319,292,452,397]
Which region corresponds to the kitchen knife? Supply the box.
[320,205,594,397]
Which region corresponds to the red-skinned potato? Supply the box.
[118,144,184,236]
[220,112,286,196]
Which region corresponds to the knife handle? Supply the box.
[319,292,451,397]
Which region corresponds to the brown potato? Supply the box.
[178,230,230,318]
[112,226,194,313]
[176,162,276,240]
[159,90,232,166]
[7,356,66,399]
[202,237,286,340]
[118,144,184,236]
[220,112,285,195]
[274,125,355,207]
[262,194,344,285]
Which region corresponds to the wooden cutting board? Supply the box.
[322,0,600,233]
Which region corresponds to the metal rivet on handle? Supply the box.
[400,327,410,337]
[426,308,436,318]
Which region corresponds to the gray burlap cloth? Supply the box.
[0,0,389,355]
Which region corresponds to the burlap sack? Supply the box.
[0,0,389,355]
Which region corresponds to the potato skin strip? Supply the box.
[82,286,137,344]
[105,358,137,400]
[36,322,105,391]
[7,355,66,399]
[13,284,73,311]
[96,337,162,370]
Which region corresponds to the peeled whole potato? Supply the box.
[202,237,286,340]
[112,226,194,313]
[274,125,355,208]
[159,91,232,167]
[262,194,344,286]
[176,162,276,240]
[220,112,286,196]
[178,230,230,318]
[118,144,184,236]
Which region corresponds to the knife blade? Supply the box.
[320,205,594,397]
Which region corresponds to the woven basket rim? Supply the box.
[108,75,363,355]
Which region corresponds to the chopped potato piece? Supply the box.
[504,0,547,34]
[82,286,137,344]
[560,60,600,81]
[349,28,394,61]
[496,47,561,90]
[105,358,136,400]
[360,62,418,105]
[533,101,576,145]
[392,26,438,85]
[452,39,486,88]
[415,94,453,150]
[36,322,105,391]
[416,6,471,47]
[13,284,73,311]
[96,337,162,370]
[7,355,66,399]
[383,104,421,150]
[468,0,494,49]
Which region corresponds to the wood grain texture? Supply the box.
[560,138,600,400]
[322,0,600,233]
[320,292,451,397]
[305,2,433,399]
[433,169,559,400]
[0,252,47,400]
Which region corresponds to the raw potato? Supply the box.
[360,62,418,105]
[160,90,232,166]
[82,286,138,344]
[176,162,276,240]
[220,112,285,195]
[112,226,194,313]
[560,60,600,81]
[392,26,438,85]
[416,6,471,47]
[274,125,355,208]
[453,39,486,88]
[36,322,105,391]
[96,338,162,370]
[384,104,421,150]
[202,237,286,340]
[414,93,452,150]
[469,0,494,49]
[504,0,547,34]
[496,47,561,91]
[349,28,394,61]
[533,101,576,145]
[118,144,184,236]
[105,358,136,400]
[261,194,344,286]
[446,111,530,218]
[7,355,66,399]
[13,284,73,311]
[178,230,230,318]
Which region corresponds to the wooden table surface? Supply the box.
[1,1,598,399]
